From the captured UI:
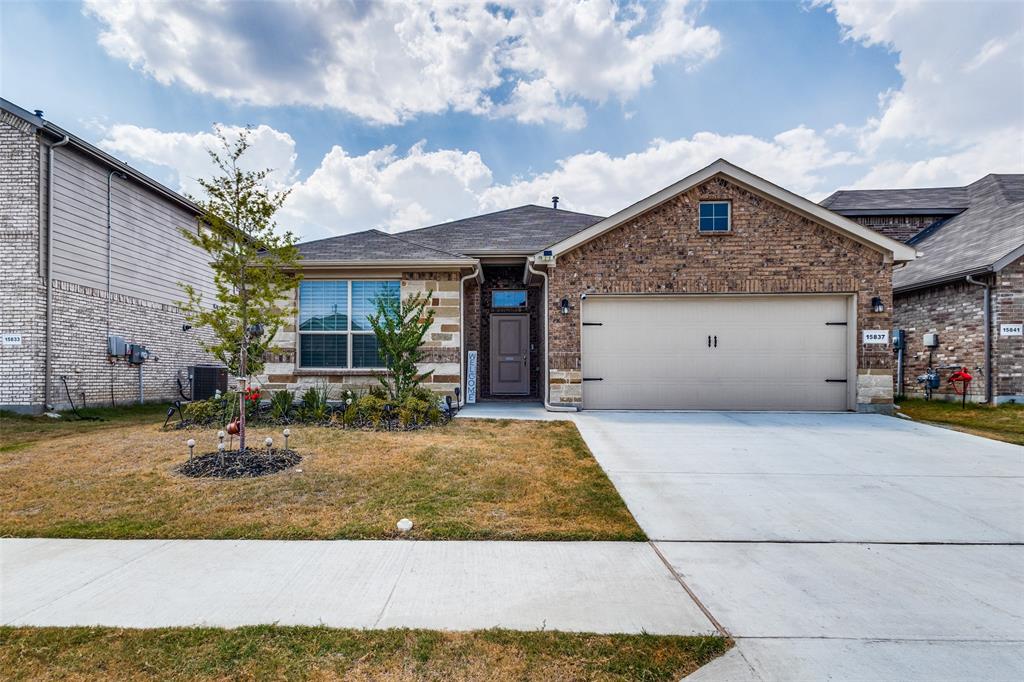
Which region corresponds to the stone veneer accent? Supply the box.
[893,257,1022,403]
[259,271,464,398]
[545,175,894,412]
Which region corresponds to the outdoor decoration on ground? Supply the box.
[177,429,301,479]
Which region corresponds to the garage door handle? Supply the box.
[825,379,848,383]
[707,335,711,348]
[714,335,717,348]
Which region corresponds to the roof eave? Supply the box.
[294,258,478,269]
[833,208,965,217]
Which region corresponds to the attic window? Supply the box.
[699,201,731,232]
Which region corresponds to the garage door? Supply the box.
[581,295,851,411]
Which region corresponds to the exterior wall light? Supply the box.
[871,296,885,313]
[560,297,570,314]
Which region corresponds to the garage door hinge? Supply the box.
[582,377,603,381]
[825,321,848,326]
[825,379,848,383]
[582,322,603,326]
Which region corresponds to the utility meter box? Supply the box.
[923,332,939,348]
[892,329,905,351]
[107,335,127,357]
[128,343,150,364]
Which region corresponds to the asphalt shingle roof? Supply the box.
[296,229,471,262]
[820,186,969,213]
[822,175,1024,290]
[398,204,605,254]
[295,205,605,262]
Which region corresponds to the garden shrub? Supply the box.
[269,390,294,421]
[298,382,331,422]
[349,395,391,427]
[182,398,221,425]
[397,396,442,427]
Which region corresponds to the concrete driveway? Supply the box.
[573,411,1024,681]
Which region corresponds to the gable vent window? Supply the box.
[699,201,731,232]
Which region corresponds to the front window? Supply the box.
[298,280,399,368]
[492,290,527,308]
[699,201,731,232]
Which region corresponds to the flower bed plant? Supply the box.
[177,385,451,431]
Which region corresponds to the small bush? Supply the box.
[298,382,331,422]
[398,396,442,427]
[182,399,221,425]
[269,390,294,421]
[348,395,392,427]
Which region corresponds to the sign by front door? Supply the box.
[2,333,22,346]
[862,329,889,344]
[466,350,478,403]
[1001,323,1023,336]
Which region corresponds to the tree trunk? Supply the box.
[238,337,247,451]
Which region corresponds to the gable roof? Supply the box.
[296,228,475,266]
[399,204,604,255]
[834,174,1023,291]
[538,159,919,263]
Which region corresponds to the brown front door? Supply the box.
[490,314,530,395]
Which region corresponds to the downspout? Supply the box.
[43,134,70,409]
[458,263,480,405]
[966,275,993,403]
[526,258,577,412]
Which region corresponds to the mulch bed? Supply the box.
[177,448,302,479]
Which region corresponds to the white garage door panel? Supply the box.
[582,296,850,411]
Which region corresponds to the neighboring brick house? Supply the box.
[275,159,915,413]
[0,98,216,412]
[822,175,1024,404]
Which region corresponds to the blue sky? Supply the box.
[2,1,1021,240]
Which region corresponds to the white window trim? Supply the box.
[698,200,731,233]
[298,279,398,370]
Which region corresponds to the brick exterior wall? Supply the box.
[260,271,465,399]
[49,281,217,407]
[1,111,219,411]
[893,257,1023,403]
[893,279,989,401]
[846,214,947,243]
[475,265,542,399]
[994,256,1023,401]
[545,176,894,411]
[0,111,46,409]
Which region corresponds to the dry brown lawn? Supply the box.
[0,412,643,541]
[0,626,730,682]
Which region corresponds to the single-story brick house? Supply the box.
[822,174,1023,404]
[264,159,916,413]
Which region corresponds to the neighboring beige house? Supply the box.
[265,159,915,413]
[823,175,1024,404]
[0,98,216,412]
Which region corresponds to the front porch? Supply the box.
[464,265,545,402]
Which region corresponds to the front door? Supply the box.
[490,314,530,395]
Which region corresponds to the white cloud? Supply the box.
[817,0,1024,188]
[99,123,299,195]
[83,0,721,129]
[482,125,850,213]
[99,120,851,240]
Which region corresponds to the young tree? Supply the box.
[179,127,300,451]
[368,290,435,401]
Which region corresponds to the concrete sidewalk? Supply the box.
[0,538,715,634]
